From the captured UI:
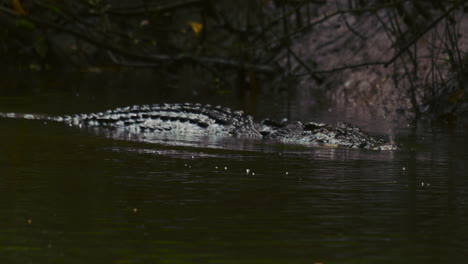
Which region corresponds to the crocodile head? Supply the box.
[260,120,397,150]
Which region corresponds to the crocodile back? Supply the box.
[1,103,396,150]
[58,103,262,137]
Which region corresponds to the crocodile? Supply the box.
[0,103,397,150]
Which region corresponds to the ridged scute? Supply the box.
[55,103,262,137]
[46,103,396,150]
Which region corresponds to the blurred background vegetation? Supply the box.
[1,0,467,124]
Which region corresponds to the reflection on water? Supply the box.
[1,117,468,264]
[89,126,397,161]
[1,75,468,263]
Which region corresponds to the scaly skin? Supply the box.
[0,103,397,150]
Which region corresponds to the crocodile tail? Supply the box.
[0,112,53,121]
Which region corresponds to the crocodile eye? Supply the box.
[197,122,209,128]
[303,123,321,131]
[358,142,367,148]
[261,119,283,128]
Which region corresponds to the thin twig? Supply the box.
[107,0,203,16]
[286,46,323,83]
[341,13,366,40]
[259,4,397,49]
[0,6,276,73]
[383,1,464,67]
[294,61,388,75]
[294,1,465,75]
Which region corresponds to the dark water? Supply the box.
[1,74,468,263]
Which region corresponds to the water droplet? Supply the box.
[285,172,289,175]
[402,167,406,171]
[246,169,250,174]
[224,167,227,170]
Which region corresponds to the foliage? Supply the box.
[0,0,467,121]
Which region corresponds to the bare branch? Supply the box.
[294,61,388,75]
[383,1,464,67]
[107,0,203,16]
[293,0,466,75]
[259,3,397,50]
[0,6,276,73]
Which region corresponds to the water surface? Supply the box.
[1,74,467,263]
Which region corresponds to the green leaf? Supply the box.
[29,64,41,71]
[15,19,36,30]
[448,89,464,103]
[34,35,48,58]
